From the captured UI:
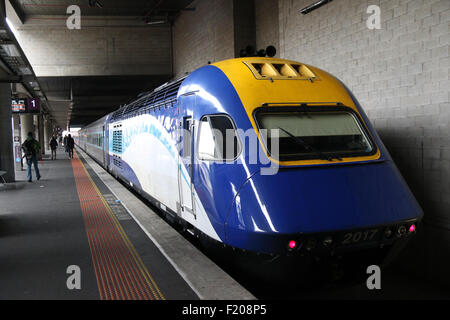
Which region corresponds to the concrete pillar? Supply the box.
[0,83,15,182]
[33,114,39,142]
[33,114,43,158]
[20,114,34,144]
[43,116,50,153]
[48,120,53,151]
[39,114,45,155]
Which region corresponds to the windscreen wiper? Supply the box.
[278,127,341,161]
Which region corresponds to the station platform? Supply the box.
[0,147,254,300]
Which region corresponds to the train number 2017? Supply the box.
[342,229,378,245]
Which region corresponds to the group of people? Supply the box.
[48,134,75,159]
[22,132,75,182]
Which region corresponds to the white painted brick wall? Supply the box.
[172,0,235,78]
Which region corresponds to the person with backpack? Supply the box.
[22,132,41,182]
[67,134,75,159]
[49,136,58,160]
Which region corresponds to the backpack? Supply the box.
[22,139,35,160]
[50,138,57,149]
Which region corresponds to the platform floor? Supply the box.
[0,148,199,300]
[1,147,448,300]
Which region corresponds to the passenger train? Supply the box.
[76,57,423,264]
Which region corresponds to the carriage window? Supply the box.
[183,117,192,158]
[197,115,241,161]
[254,107,375,161]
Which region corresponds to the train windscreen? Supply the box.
[254,106,376,161]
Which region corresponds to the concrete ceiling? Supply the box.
[12,0,195,21]
[8,0,194,128]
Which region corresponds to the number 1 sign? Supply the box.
[27,98,40,113]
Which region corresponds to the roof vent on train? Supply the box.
[110,76,186,121]
[244,61,317,80]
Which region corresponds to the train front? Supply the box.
[213,58,423,260]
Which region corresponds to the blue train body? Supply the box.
[76,57,423,259]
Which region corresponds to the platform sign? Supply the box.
[12,99,26,113]
[27,98,40,113]
[11,98,41,113]
[15,145,22,162]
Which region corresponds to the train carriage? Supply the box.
[76,57,423,262]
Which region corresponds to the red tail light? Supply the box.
[288,240,297,249]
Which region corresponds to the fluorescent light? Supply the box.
[1,43,20,57]
[19,67,32,75]
[146,20,165,25]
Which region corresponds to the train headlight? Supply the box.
[397,225,407,237]
[384,228,392,238]
[305,238,317,251]
[322,236,333,247]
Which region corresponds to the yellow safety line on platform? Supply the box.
[76,150,165,300]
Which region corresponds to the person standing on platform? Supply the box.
[67,134,75,159]
[49,136,58,160]
[22,132,41,182]
[63,135,68,153]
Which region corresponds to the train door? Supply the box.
[178,95,196,218]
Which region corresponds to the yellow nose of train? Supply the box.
[212,57,381,166]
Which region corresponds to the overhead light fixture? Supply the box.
[145,19,165,25]
[144,12,168,25]
[19,67,32,75]
[143,10,169,25]
[1,44,21,57]
[88,0,103,8]
[300,0,333,15]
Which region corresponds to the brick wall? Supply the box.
[275,0,450,283]
[172,0,235,78]
[15,20,172,77]
[255,0,280,56]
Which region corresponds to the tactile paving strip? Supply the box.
[71,151,164,300]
